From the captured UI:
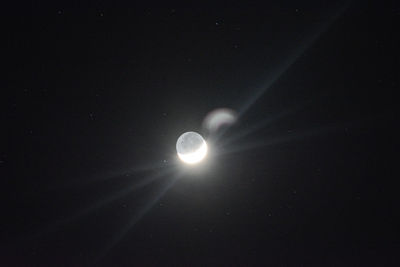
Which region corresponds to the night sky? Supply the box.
[3,1,399,266]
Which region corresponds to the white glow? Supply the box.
[203,108,237,133]
[178,141,208,164]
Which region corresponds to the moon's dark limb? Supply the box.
[176,132,204,154]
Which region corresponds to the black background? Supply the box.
[2,0,399,266]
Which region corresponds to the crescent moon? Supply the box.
[177,140,208,164]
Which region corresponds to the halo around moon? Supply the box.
[176,132,208,164]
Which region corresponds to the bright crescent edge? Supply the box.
[178,141,208,164]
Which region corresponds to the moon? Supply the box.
[176,132,208,164]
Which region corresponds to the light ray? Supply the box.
[212,3,349,146]
[41,161,173,194]
[222,92,329,147]
[94,174,181,264]
[219,122,351,156]
[237,3,350,118]
[25,167,176,242]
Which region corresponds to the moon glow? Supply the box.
[176,132,208,164]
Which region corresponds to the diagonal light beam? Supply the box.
[238,3,350,118]
[94,174,181,264]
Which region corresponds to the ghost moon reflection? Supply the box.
[176,132,208,164]
[203,108,237,133]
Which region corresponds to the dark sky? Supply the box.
[3,1,399,266]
